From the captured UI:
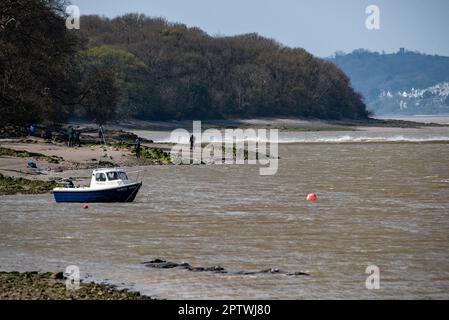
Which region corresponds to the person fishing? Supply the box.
[134,137,141,158]
[98,124,104,141]
[67,126,74,147]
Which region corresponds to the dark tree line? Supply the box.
[1,1,369,127]
[80,14,369,120]
[0,0,118,126]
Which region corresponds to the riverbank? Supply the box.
[114,117,449,131]
[1,118,448,195]
[0,174,60,195]
[0,271,152,300]
[0,125,173,194]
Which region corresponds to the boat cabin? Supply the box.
[90,168,131,189]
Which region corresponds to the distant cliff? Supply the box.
[329,49,449,115]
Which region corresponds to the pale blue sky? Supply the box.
[71,0,449,57]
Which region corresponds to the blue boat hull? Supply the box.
[53,182,142,203]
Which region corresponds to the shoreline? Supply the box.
[0,125,173,195]
[0,271,153,300]
[1,117,449,195]
[112,116,449,131]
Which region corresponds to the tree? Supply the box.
[1,5,370,125]
[81,67,118,125]
[77,14,370,121]
[77,45,159,118]
[0,0,82,126]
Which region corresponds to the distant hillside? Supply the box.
[329,49,449,115]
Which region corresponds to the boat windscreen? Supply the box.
[106,171,119,181]
[95,173,106,181]
[118,172,129,180]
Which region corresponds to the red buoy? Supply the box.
[307,193,318,201]
[82,204,89,209]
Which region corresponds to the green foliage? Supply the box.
[76,46,159,119]
[0,3,370,127]
[114,142,171,164]
[0,174,59,195]
[79,15,369,120]
[139,147,171,164]
[80,67,119,125]
[0,0,82,126]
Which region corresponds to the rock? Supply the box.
[145,258,165,263]
[143,258,309,277]
[142,259,181,269]
[179,262,192,268]
[288,271,310,276]
[52,272,64,280]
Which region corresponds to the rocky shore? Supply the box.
[0,174,60,195]
[0,271,153,300]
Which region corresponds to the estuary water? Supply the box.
[1,126,449,299]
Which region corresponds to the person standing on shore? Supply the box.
[27,125,36,136]
[74,129,81,147]
[98,125,104,141]
[134,137,141,158]
[67,126,74,147]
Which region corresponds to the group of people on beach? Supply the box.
[67,126,81,147]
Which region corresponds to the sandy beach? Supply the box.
[0,124,176,196]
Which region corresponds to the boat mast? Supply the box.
[98,125,112,168]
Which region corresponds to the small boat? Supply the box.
[53,168,142,203]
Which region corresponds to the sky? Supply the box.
[71,0,449,58]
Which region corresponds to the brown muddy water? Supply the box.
[1,129,449,299]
